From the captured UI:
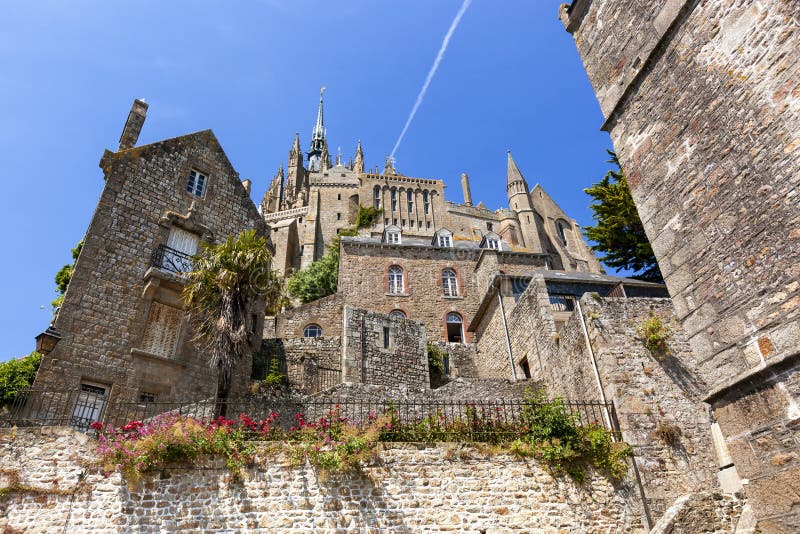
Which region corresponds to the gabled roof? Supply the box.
[431,228,453,246]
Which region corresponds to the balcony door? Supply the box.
[163,227,199,272]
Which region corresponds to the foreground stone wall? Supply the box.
[551,296,719,519]
[562,1,800,528]
[0,427,646,533]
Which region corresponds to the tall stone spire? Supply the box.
[308,87,328,171]
[354,140,364,173]
[506,150,528,189]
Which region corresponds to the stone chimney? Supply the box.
[241,179,252,195]
[118,99,148,151]
[461,172,473,206]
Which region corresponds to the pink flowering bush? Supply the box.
[92,413,260,481]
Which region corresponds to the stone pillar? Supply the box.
[118,99,148,151]
[461,172,473,206]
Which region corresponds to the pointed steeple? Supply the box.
[291,132,301,156]
[506,150,527,188]
[354,140,364,173]
[308,87,328,171]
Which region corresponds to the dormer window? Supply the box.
[438,235,452,247]
[486,238,500,250]
[187,170,207,198]
[385,225,402,245]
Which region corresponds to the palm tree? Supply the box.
[183,230,281,415]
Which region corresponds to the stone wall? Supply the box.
[0,427,646,533]
[34,119,266,405]
[548,296,719,519]
[274,293,344,339]
[561,0,800,528]
[342,307,429,389]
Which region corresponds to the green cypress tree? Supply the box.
[583,151,663,283]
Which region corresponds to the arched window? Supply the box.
[303,324,323,338]
[423,191,430,214]
[374,185,381,209]
[556,221,568,246]
[442,269,458,297]
[407,190,413,213]
[390,188,397,211]
[446,312,463,343]
[388,265,404,294]
[389,309,406,320]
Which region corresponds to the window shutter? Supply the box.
[141,302,183,358]
[166,227,200,255]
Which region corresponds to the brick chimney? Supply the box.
[118,98,148,151]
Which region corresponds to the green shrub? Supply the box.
[427,343,447,387]
[637,312,672,359]
[0,352,42,408]
[262,358,286,388]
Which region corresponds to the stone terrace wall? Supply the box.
[275,293,344,339]
[473,275,559,381]
[342,307,429,389]
[546,295,719,520]
[0,427,647,533]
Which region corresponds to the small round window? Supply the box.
[303,324,323,338]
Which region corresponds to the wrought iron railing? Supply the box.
[1,389,620,441]
[150,244,193,274]
[549,294,576,312]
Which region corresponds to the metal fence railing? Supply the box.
[1,389,620,441]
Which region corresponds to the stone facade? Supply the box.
[0,427,647,533]
[33,100,267,406]
[561,0,800,528]
[468,273,720,523]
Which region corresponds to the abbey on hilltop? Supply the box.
[260,88,603,278]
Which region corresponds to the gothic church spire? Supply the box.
[308,87,328,171]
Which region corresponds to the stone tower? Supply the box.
[506,151,538,251]
[284,133,304,208]
[353,140,364,174]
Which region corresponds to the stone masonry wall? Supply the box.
[562,1,800,528]
[0,427,646,533]
[34,129,267,404]
[274,293,344,339]
[342,307,429,389]
[545,295,719,520]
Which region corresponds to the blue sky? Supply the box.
[0,1,613,360]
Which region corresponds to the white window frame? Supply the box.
[388,266,404,294]
[187,169,207,198]
[303,324,323,338]
[386,231,401,245]
[438,235,452,247]
[486,238,500,250]
[442,269,459,297]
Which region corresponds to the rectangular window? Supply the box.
[407,191,413,213]
[549,294,576,312]
[71,382,107,431]
[387,231,400,244]
[438,235,452,247]
[337,193,341,200]
[401,219,406,227]
[141,301,183,358]
[487,238,500,250]
[337,213,341,220]
[383,327,390,349]
[391,190,397,211]
[139,392,156,403]
[426,221,431,229]
[187,170,207,197]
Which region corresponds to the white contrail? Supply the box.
[390,0,472,159]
